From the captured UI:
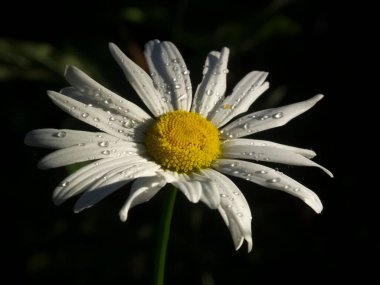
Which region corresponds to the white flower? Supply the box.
[25,40,332,252]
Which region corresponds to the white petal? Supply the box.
[191,48,230,117]
[53,156,148,205]
[161,171,202,203]
[25,129,119,149]
[38,141,144,169]
[64,65,151,122]
[199,179,220,209]
[222,138,317,158]
[109,43,170,117]
[74,161,160,213]
[210,71,269,127]
[213,159,323,213]
[47,91,143,141]
[220,94,324,138]
[144,40,192,111]
[119,175,166,221]
[221,141,333,177]
[202,169,253,252]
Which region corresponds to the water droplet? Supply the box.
[103,99,111,104]
[243,123,249,129]
[109,116,115,121]
[206,89,214,96]
[54,131,67,138]
[81,112,89,118]
[185,86,191,91]
[182,70,190,75]
[232,170,240,175]
[255,170,267,174]
[98,141,109,147]
[87,103,93,107]
[101,150,111,155]
[223,69,229,74]
[171,58,178,63]
[293,188,300,192]
[60,181,70,187]
[96,134,103,138]
[174,84,181,89]
[284,185,290,190]
[237,212,243,217]
[273,112,284,119]
[233,191,240,195]
[93,117,100,122]
[230,163,237,167]
[220,194,227,198]
[150,72,156,77]
[267,178,281,183]
[227,204,232,208]
[118,129,124,133]
[77,143,86,146]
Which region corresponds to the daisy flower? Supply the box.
[25,40,332,252]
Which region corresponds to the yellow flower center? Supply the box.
[145,110,221,173]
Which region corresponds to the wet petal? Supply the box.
[25,129,119,149]
[191,48,230,117]
[47,91,143,141]
[210,71,269,127]
[109,43,170,117]
[119,175,166,221]
[144,40,192,111]
[202,169,253,252]
[38,141,144,169]
[221,141,333,177]
[53,156,148,205]
[222,138,316,158]
[74,161,159,212]
[213,159,323,213]
[220,95,324,139]
[64,65,151,122]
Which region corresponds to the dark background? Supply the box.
[2,0,373,284]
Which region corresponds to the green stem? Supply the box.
[153,186,177,285]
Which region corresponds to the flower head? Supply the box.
[25,40,332,252]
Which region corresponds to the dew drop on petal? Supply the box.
[60,181,70,187]
[273,112,284,119]
[237,212,243,217]
[182,70,190,75]
[206,89,214,96]
[220,194,227,198]
[101,150,111,155]
[54,131,67,138]
[267,178,281,183]
[93,117,100,122]
[255,170,267,174]
[98,141,109,147]
[81,112,89,118]
[293,188,300,192]
[174,84,181,89]
[109,116,115,121]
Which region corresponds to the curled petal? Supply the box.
[119,175,166,221]
[210,71,269,127]
[213,159,323,213]
[144,40,192,111]
[109,43,170,117]
[202,169,253,252]
[192,48,230,117]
